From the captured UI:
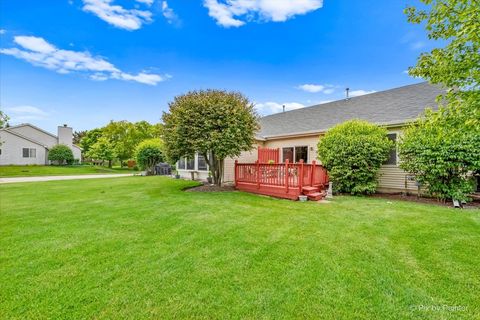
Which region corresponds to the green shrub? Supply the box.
[317,120,393,195]
[48,144,74,165]
[399,93,480,202]
[135,139,164,175]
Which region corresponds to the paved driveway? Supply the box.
[0,174,135,184]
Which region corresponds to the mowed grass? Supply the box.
[0,165,135,177]
[1,177,479,319]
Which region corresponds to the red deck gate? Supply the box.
[258,147,280,163]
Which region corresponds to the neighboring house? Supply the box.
[0,123,82,165]
[177,82,444,193]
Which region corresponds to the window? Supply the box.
[187,157,195,170]
[282,147,294,163]
[295,146,308,163]
[282,146,308,163]
[22,148,36,158]
[178,157,186,170]
[198,155,208,171]
[384,133,397,165]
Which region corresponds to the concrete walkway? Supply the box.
[0,173,135,184]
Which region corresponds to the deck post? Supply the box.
[311,160,316,186]
[234,160,238,188]
[256,160,260,189]
[285,159,289,193]
[299,159,304,193]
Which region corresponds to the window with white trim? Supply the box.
[178,157,186,170]
[22,148,36,158]
[197,154,208,171]
[282,146,308,163]
[186,157,195,170]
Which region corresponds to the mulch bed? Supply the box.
[184,184,236,192]
[369,193,480,209]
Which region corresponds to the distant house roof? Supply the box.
[2,123,83,149]
[258,82,444,139]
[0,128,49,148]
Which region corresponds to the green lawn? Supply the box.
[1,177,478,319]
[0,165,136,177]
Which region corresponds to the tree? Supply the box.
[48,144,74,165]
[80,128,103,154]
[135,139,164,175]
[0,110,9,129]
[400,0,480,202]
[73,130,87,145]
[399,92,480,202]
[0,111,9,146]
[102,121,134,167]
[103,120,160,167]
[162,90,259,186]
[317,120,393,195]
[86,137,116,167]
[405,0,479,90]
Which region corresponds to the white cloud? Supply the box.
[136,0,154,5]
[297,83,336,94]
[204,0,323,28]
[297,84,324,93]
[255,101,306,115]
[7,106,48,116]
[323,88,334,94]
[14,36,56,53]
[349,90,376,97]
[162,1,179,24]
[0,35,168,85]
[82,0,153,31]
[6,105,49,121]
[0,29,6,35]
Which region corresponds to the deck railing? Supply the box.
[234,159,328,192]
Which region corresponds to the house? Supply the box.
[0,123,82,165]
[176,82,444,193]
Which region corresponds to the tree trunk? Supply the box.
[203,152,223,186]
[108,160,112,168]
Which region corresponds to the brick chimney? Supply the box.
[57,124,73,146]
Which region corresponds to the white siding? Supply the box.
[9,125,57,148]
[377,165,418,193]
[72,145,82,162]
[0,131,47,165]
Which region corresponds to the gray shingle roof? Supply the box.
[258,82,444,138]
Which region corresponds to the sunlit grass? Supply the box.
[1,177,478,319]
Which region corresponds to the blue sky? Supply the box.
[0,0,433,133]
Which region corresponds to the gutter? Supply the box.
[255,120,412,141]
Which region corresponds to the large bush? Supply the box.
[399,93,480,202]
[48,144,74,165]
[317,120,393,195]
[135,139,164,175]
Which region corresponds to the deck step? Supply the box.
[307,192,324,201]
[302,186,319,195]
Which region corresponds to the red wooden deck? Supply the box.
[234,160,329,200]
